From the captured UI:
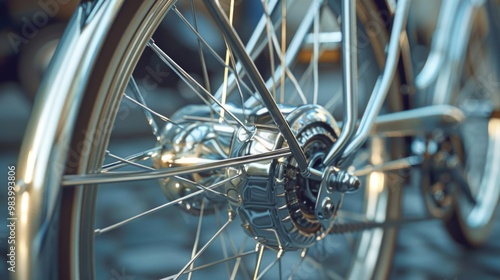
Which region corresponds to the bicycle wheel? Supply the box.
[16,0,404,279]
[441,2,500,247]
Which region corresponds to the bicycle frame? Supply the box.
[204,0,474,173]
[14,0,487,279]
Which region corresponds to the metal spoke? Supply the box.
[174,211,235,280]
[63,148,290,186]
[214,0,280,103]
[189,0,211,93]
[104,150,237,203]
[262,0,277,99]
[207,0,318,108]
[123,93,182,128]
[230,236,249,280]
[147,39,250,133]
[220,0,236,122]
[214,207,232,277]
[257,250,283,280]
[172,6,256,101]
[175,175,239,204]
[256,0,323,106]
[105,150,155,171]
[259,0,308,105]
[182,115,241,125]
[205,0,310,173]
[279,0,287,104]
[187,199,205,280]
[161,250,257,280]
[93,174,238,235]
[267,23,307,105]
[172,6,228,68]
[253,244,265,280]
[278,254,283,280]
[101,147,160,172]
[128,76,161,140]
[287,248,307,280]
[228,47,251,121]
[312,4,319,104]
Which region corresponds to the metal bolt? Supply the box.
[336,170,361,193]
[322,200,335,217]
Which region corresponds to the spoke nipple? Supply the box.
[228,210,236,221]
[277,249,284,259]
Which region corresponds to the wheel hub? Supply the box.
[153,104,342,250]
[226,105,340,250]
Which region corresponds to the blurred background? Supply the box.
[0,0,499,279]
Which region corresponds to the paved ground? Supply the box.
[1,84,499,279]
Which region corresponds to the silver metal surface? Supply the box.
[174,212,235,280]
[62,148,292,186]
[153,120,234,213]
[314,166,344,230]
[129,77,161,140]
[432,0,482,106]
[14,2,123,279]
[323,0,358,166]
[204,0,310,173]
[259,0,324,108]
[147,39,249,132]
[226,105,340,250]
[371,105,465,137]
[339,0,411,163]
[213,0,280,102]
[101,147,160,172]
[93,174,240,235]
[415,0,459,89]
